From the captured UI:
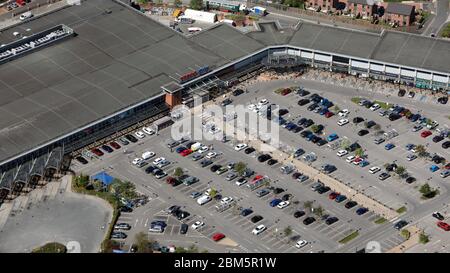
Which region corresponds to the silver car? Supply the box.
[226,172,238,181]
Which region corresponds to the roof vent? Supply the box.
[105,9,112,14]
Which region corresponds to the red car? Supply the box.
[329,192,339,200]
[437,221,450,231]
[180,149,192,157]
[421,130,432,138]
[166,176,177,185]
[444,163,450,170]
[252,175,263,182]
[281,88,292,96]
[325,112,334,118]
[110,141,121,149]
[211,232,226,241]
[91,148,104,156]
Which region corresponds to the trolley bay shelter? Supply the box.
[0,0,449,200]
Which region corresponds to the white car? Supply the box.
[295,240,308,249]
[252,224,267,235]
[369,166,381,174]
[247,104,256,111]
[338,109,349,117]
[132,158,143,165]
[191,221,205,230]
[142,127,155,135]
[234,143,248,151]
[406,154,417,161]
[345,155,356,163]
[153,157,165,165]
[206,152,217,159]
[135,131,145,139]
[19,12,33,21]
[198,146,209,153]
[336,150,348,157]
[142,151,155,160]
[337,119,349,126]
[235,177,247,186]
[258,99,269,107]
[277,201,290,209]
[370,104,380,111]
[220,197,234,205]
[204,188,213,196]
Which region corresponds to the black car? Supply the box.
[101,145,114,153]
[366,121,377,129]
[358,129,369,136]
[232,89,244,96]
[210,165,221,172]
[394,220,408,230]
[221,98,232,106]
[347,142,361,152]
[298,99,310,106]
[442,141,450,149]
[273,188,285,194]
[353,117,364,124]
[111,232,127,239]
[432,155,445,164]
[145,166,157,174]
[125,134,138,143]
[199,159,213,167]
[325,217,339,225]
[241,209,253,217]
[257,154,272,162]
[322,165,337,174]
[405,176,416,184]
[432,212,445,221]
[317,139,328,146]
[250,215,263,223]
[303,119,314,127]
[301,130,312,138]
[297,118,307,126]
[389,113,401,121]
[278,109,289,116]
[176,210,190,220]
[242,168,255,178]
[345,201,358,209]
[119,138,130,146]
[297,89,310,97]
[185,141,196,149]
[244,147,255,154]
[267,159,278,165]
[398,89,406,97]
[293,211,306,218]
[433,135,444,143]
[75,156,88,165]
[438,97,448,104]
[180,223,188,234]
[317,186,331,194]
[307,103,318,111]
[119,206,133,213]
[281,194,291,201]
[292,126,303,133]
[303,217,316,225]
[311,136,321,143]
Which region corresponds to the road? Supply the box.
[423,0,450,37]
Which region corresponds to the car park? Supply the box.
[190,191,202,199]
[358,129,369,136]
[111,232,127,239]
[430,165,440,172]
[200,159,213,167]
[250,215,264,223]
[256,188,270,197]
[327,133,339,142]
[244,147,256,154]
[303,217,316,225]
[405,176,416,184]
[252,224,267,235]
[235,143,248,151]
[441,170,450,178]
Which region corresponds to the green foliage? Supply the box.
[374,217,387,224]
[190,0,203,10]
[174,0,182,7]
[134,232,154,253]
[313,206,324,217]
[175,244,201,253]
[354,148,364,157]
[234,162,247,176]
[339,231,359,244]
[74,174,89,189]
[110,179,138,200]
[281,0,304,8]
[351,97,362,104]
[419,232,430,244]
[400,229,410,240]
[394,166,406,176]
[396,206,407,214]
[442,23,450,38]
[136,0,149,5]
[32,242,67,253]
[419,183,439,199]
[209,188,217,198]
[173,167,184,177]
[283,226,293,237]
[415,145,427,157]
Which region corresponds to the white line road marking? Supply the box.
[144,218,148,227]
[134,219,139,227]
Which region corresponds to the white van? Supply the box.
[142,151,155,160]
[191,142,203,152]
[19,12,33,21]
[197,195,212,205]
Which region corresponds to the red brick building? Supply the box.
[384,3,415,26]
[305,0,339,12]
[346,0,376,18]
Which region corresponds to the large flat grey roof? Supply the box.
[0,0,449,166]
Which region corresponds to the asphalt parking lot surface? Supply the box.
[73,75,450,252]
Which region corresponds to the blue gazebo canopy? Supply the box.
[91,171,114,186]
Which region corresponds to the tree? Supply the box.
[313,206,324,217]
[395,166,406,176]
[134,232,153,253]
[209,188,218,198]
[415,145,427,157]
[111,180,138,200]
[354,148,364,157]
[173,167,184,177]
[372,124,381,131]
[136,0,149,5]
[331,105,340,113]
[303,200,313,212]
[155,0,163,5]
[400,229,410,240]
[310,124,319,133]
[282,0,304,8]
[74,174,89,189]
[174,0,182,7]
[234,162,247,176]
[92,179,104,192]
[419,183,439,199]
[283,226,293,239]
[190,0,203,10]
[419,232,430,244]
[340,138,351,150]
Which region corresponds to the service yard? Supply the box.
[72,73,450,253]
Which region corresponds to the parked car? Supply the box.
[345,201,358,209]
[432,212,445,221]
[303,217,316,225]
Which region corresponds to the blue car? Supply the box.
[150,220,167,228]
[405,144,415,151]
[385,143,395,150]
[327,133,339,142]
[269,199,282,207]
[359,160,370,167]
[430,165,440,172]
[319,108,328,115]
[335,195,347,203]
[356,208,368,215]
[175,146,187,153]
[306,134,315,141]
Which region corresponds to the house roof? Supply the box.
[386,3,415,16]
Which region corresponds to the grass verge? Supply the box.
[373,100,391,110]
[396,206,407,214]
[339,231,359,244]
[351,97,362,104]
[32,242,67,253]
[374,217,388,224]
